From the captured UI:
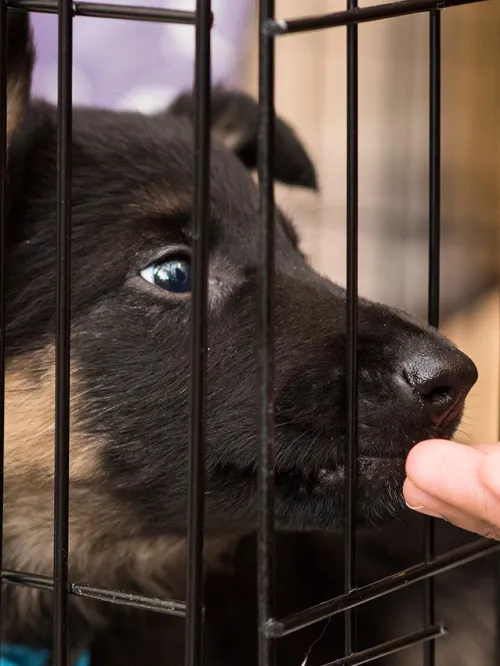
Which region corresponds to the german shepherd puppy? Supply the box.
[3,10,488,666]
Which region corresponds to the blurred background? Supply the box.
[31,0,499,444]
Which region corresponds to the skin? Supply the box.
[404,439,500,540]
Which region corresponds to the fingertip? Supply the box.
[405,439,449,478]
[406,439,482,496]
[402,477,422,508]
[479,449,500,500]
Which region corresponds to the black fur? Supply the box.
[170,87,318,190]
[2,10,489,666]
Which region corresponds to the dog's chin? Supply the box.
[276,455,405,494]
[213,422,461,533]
[274,455,408,531]
[217,456,407,533]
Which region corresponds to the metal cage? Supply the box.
[0,1,497,665]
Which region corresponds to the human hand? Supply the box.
[403,439,500,540]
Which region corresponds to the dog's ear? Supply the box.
[5,9,34,146]
[168,87,318,191]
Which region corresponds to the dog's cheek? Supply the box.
[2,346,156,580]
[4,345,98,481]
[3,345,102,575]
[2,344,233,636]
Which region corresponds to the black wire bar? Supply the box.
[264,0,486,36]
[265,538,500,638]
[423,7,441,666]
[7,0,200,24]
[345,0,359,653]
[257,1,276,666]
[2,569,187,616]
[184,1,211,666]
[53,0,73,662]
[0,0,7,639]
[321,625,446,666]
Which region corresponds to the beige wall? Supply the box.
[241,0,499,443]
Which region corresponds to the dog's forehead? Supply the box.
[68,110,300,269]
[76,111,253,208]
[77,111,246,180]
[80,113,291,226]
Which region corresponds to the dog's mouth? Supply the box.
[276,456,406,495]
[214,417,461,505]
[213,445,418,531]
[218,454,406,496]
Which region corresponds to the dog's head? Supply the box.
[3,11,477,607]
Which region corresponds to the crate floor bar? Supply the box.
[322,625,446,666]
[267,538,500,638]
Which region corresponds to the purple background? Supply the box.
[31,0,253,112]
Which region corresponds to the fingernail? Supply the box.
[405,501,425,511]
[405,501,446,520]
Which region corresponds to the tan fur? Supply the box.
[213,127,243,151]
[211,106,246,151]
[4,346,99,481]
[2,345,235,628]
[7,79,27,143]
[129,186,194,218]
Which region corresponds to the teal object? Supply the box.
[0,644,90,666]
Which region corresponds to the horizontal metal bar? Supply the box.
[2,570,54,591]
[7,0,203,24]
[266,0,486,36]
[267,538,500,638]
[2,570,187,617]
[70,582,187,617]
[321,625,446,666]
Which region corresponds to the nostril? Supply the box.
[401,351,478,426]
[422,384,454,405]
[413,377,458,423]
[420,384,460,426]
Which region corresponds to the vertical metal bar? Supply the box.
[428,13,441,329]
[257,3,276,666]
[423,8,441,666]
[345,0,359,656]
[184,1,211,665]
[0,0,7,637]
[53,0,73,663]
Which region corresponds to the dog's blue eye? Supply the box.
[140,256,191,293]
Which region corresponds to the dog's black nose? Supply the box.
[401,350,478,426]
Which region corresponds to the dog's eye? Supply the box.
[140,256,191,293]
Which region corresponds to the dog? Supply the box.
[2,9,490,666]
